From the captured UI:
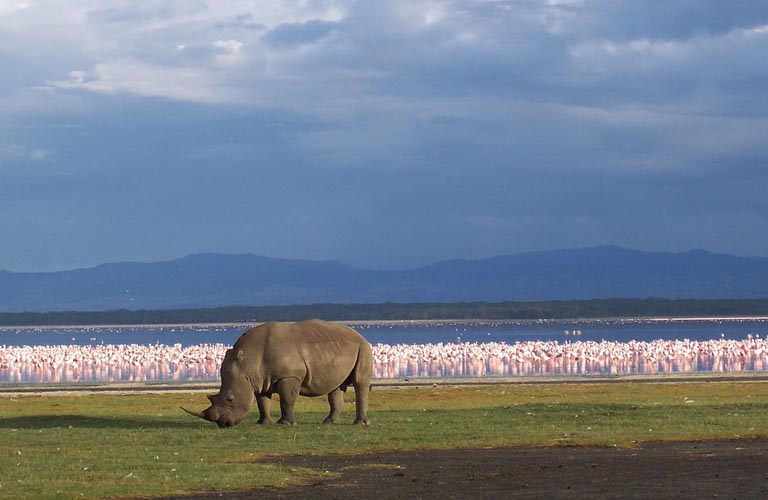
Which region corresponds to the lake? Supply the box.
[1,318,767,347]
[2,318,768,384]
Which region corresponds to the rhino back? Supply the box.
[237,320,369,396]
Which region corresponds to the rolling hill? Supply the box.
[1,246,767,312]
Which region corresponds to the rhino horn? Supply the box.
[181,406,211,421]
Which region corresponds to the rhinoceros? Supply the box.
[182,319,372,428]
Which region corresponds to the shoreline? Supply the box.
[3,372,768,396]
[2,315,768,330]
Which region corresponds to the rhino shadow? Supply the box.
[0,414,203,430]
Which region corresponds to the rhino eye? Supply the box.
[226,395,235,403]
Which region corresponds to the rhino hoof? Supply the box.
[322,417,340,425]
[353,418,369,426]
[278,419,297,426]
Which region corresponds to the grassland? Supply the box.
[1,380,768,499]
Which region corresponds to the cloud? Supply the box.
[2,1,768,270]
[213,39,243,54]
[14,0,762,122]
[263,19,339,47]
[13,1,353,107]
[34,0,766,184]
[50,61,236,103]
[8,2,768,167]
[1,143,50,161]
[28,148,50,160]
[576,0,768,40]
[0,1,30,16]
[0,86,87,117]
[212,39,245,66]
[85,0,207,26]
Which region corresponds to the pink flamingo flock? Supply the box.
[1,338,768,384]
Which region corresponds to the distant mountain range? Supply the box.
[1,246,768,312]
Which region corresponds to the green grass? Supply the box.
[2,381,768,499]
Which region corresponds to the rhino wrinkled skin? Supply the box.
[183,319,372,428]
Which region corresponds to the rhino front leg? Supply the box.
[256,394,274,425]
[276,378,300,426]
[323,388,344,424]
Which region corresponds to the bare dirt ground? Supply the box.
[161,438,768,500]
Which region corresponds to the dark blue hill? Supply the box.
[1,247,767,312]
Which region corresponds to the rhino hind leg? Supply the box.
[323,388,344,424]
[352,346,372,425]
[352,383,370,425]
[276,378,300,426]
[256,394,274,425]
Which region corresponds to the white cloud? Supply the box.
[568,37,687,60]
[1,143,52,162]
[213,39,244,65]
[419,2,444,26]
[0,1,352,100]
[0,1,29,16]
[51,60,235,103]
[745,24,768,35]
[28,148,50,160]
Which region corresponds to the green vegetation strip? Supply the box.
[2,381,767,499]
[3,297,768,325]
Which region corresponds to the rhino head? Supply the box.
[182,348,255,428]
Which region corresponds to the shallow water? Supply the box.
[2,318,767,347]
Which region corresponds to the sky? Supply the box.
[1,0,768,272]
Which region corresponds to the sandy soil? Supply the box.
[158,438,768,499]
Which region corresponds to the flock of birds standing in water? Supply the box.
[1,322,768,384]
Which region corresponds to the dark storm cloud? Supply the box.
[1,1,767,271]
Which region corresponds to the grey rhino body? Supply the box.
[183,319,372,428]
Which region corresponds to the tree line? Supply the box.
[1,298,768,326]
